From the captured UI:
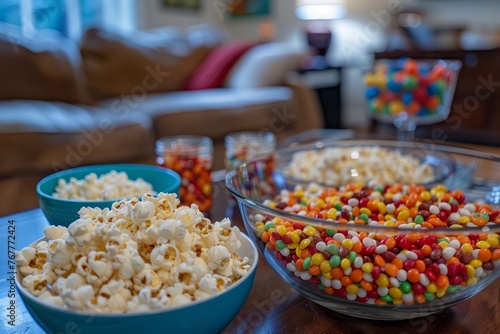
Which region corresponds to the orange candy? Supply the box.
[477,249,492,262]
[407,268,420,283]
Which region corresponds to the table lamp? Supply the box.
[295,0,347,68]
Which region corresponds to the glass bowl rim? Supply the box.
[225,139,500,235]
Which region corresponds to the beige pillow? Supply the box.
[225,42,306,88]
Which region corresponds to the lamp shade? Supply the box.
[295,0,347,20]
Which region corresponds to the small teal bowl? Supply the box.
[16,233,258,334]
[37,164,181,227]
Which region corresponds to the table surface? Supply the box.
[2,170,500,334]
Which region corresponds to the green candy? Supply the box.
[326,244,339,255]
[334,203,343,211]
[424,291,435,301]
[330,255,341,268]
[400,281,412,294]
[359,213,369,223]
[276,240,286,250]
[447,285,458,294]
[375,186,384,193]
[348,251,357,264]
[402,75,418,91]
[481,213,490,221]
[380,294,394,303]
[303,257,312,270]
[448,198,459,205]
[437,237,448,244]
[325,228,336,236]
[414,215,424,224]
[318,283,325,290]
[264,222,274,231]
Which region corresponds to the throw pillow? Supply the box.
[225,42,306,88]
[80,27,213,101]
[184,41,258,90]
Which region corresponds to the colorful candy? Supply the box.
[156,136,213,212]
[254,183,500,305]
[365,58,458,119]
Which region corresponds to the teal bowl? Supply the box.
[37,164,181,227]
[16,233,258,334]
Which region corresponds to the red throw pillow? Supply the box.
[184,41,258,90]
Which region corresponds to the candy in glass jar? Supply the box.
[156,136,213,212]
[225,131,276,198]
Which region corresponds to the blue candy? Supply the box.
[402,92,413,105]
[365,87,380,99]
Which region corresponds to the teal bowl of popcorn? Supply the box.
[36,164,181,227]
[16,192,259,334]
[16,233,258,334]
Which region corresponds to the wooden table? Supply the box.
[1,172,500,334]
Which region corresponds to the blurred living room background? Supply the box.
[1,0,500,215]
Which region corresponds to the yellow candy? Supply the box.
[470,259,482,269]
[393,299,403,306]
[346,284,359,295]
[361,262,374,273]
[420,191,432,201]
[476,241,491,249]
[487,236,499,247]
[457,216,470,224]
[312,253,325,266]
[436,288,447,298]
[438,241,449,249]
[340,258,351,270]
[320,260,332,273]
[397,208,410,221]
[426,282,437,293]
[377,202,387,214]
[389,101,405,115]
[467,277,478,286]
[360,208,372,215]
[322,271,332,279]
[341,238,353,250]
[299,239,311,249]
[461,243,473,253]
[276,225,287,235]
[287,243,298,250]
[465,264,475,278]
[291,232,301,244]
[389,287,403,299]
[375,274,389,288]
[327,208,337,220]
[303,226,316,237]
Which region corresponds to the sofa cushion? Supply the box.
[0,23,87,103]
[0,100,155,177]
[225,42,305,88]
[184,42,258,90]
[80,27,214,101]
[98,86,294,140]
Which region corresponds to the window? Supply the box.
[0,0,136,39]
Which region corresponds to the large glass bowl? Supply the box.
[226,140,500,320]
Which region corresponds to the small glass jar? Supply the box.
[156,136,213,213]
[224,131,276,171]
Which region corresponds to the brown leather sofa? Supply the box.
[0,24,324,216]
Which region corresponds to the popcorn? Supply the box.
[16,192,251,313]
[283,146,435,186]
[53,170,154,201]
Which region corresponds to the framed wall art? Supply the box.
[228,0,271,18]
[162,0,201,11]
